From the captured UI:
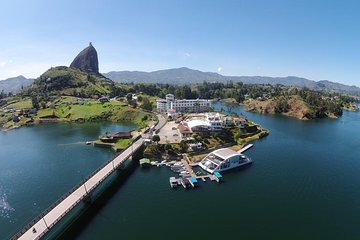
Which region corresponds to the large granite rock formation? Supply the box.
[70,42,99,74]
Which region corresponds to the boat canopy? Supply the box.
[214,172,223,178]
[139,158,151,165]
[189,177,198,183]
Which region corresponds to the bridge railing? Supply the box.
[11,138,144,240]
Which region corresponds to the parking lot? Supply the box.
[157,121,182,144]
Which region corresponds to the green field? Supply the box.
[1,96,155,130]
[4,97,32,109]
[115,138,132,149]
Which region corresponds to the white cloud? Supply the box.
[185,52,191,57]
[0,60,13,68]
[217,67,222,72]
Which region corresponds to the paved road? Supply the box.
[155,114,166,130]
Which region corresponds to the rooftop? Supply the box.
[213,148,239,159]
[186,119,211,129]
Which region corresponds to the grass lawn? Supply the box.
[2,95,155,130]
[36,108,55,118]
[5,97,32,109]
[115,139,132,149]
[67,104,109,120]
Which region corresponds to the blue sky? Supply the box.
[0,0,359,86]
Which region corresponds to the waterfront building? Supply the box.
[199,148,252,174]
[156,94,212,113]
[233,117,246,127]
[205,113,223,131]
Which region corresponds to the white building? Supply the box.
[205,113,223,131]
[199,148,252,174]
[156,94,212,113]
[186,119,212,132]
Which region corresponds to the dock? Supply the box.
[238,144,253,153]
[181,159,197,178]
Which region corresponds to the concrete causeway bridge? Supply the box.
[12,137,145,240]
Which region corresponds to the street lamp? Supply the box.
[78,170,88,195]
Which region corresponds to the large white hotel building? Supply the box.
[156,94,212,113]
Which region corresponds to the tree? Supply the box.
[152,135,160,144]
[31,96,39,109]
[0,90,5,99]
[126,93,133,102]
[137,95,143,102]
[40,101,46,109]
[179,140,188,153]
[165,143,173,151]
[141,97,153,111]
[274,97,290,113]
[129,100,137,108]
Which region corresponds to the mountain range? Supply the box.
[104,67,360,96]
[1,67,360,96]
[0,75,34,93]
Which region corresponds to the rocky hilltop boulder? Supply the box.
[70,42,99,74]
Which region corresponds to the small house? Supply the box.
[167,108,178,120]
[223,117,234,126]
[112,132,132,139]
[233,117,246,127]
[189,142,202,151]
[178,123,192,137]
[12,115,20,122]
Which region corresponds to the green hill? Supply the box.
[24,66,115,98]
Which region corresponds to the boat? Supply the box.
[180,178,191,188]
[169,177,179,188]
[85,141,92,145]
[172,162,183,167]
[213,172,223,182]
[179,173,191,178]
[171,165,184,172]
[139,158,151,168]
[199,148,252,174]
[188,177,199,187]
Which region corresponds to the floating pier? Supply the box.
[238,144,253,153]
[163,144,256,189]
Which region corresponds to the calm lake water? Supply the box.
[0,122,136,240]
[1,103,360,240]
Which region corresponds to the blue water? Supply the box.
[2,104,360,240]
[0,122,135,239]
[73,102,360,240]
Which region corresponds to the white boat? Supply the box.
[173,162,183,166]
[169,177,178,188]
[199,148,252,174]
[171,165,184,171]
